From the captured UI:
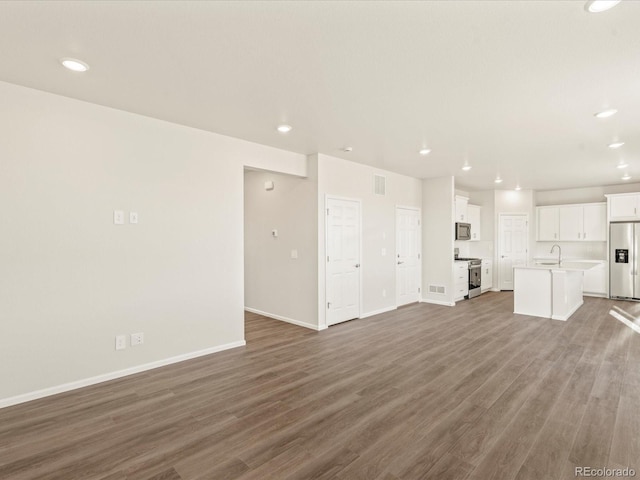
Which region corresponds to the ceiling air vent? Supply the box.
[374,174,386,196]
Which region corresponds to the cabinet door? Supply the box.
[455,196,469,223]
[583,263,607,296]
[559,205,583,241]
[609,195,639,220]
[467,205,481,241]
[537,207,559,241]
[583,204,606,241]
[481,260,493,290]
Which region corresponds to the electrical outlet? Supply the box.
[129,211,138,224]
[131,332,144,346]
[115,335,126,351]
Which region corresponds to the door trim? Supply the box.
[497,213,529,291]
[324,194,362,325]
[395,205,422,307]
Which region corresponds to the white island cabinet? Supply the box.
[513,262,596,321]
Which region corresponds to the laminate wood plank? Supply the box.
[146,467,183,480]
[465,343,585,480]
[387,399,487,479]
[446,357,553,466]
[1,295,638,480]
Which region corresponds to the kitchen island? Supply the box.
[513,262,597,321]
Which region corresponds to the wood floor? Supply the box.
[1,292,639,479]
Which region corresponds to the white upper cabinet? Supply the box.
[559,205,582,241]
[537,203,606,242]
[467,204,481,241]
[608,193,640,221]
[455,195,469,223]
[537,206,559,241]
[582,204,606,241]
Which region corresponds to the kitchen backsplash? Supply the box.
[456,240,605,261]
[455,240,494,259]
[534,241,606,260]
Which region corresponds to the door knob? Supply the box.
[398,261,404,265]
[355,264,360,268]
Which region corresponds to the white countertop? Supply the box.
[515,261,598,272]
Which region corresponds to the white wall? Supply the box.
[244,169,318,329]
[535,182,640,206]
[315,154,422,326]
[0,81,306,405]
[422,176,455,305]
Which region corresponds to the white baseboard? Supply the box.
[360,306,397,319]
[244,307,321,331]
[584,292,607,298]
[0,340,246,410]
[552,300,584,321]
[420,298,455,307]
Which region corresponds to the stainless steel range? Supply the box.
[456,257,482,298]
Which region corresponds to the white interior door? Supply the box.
[498,214,529,291]
[326,197,361,326]
[396,207,421,306]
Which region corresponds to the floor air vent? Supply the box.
[374,174,386,196]
[428,285,446,294]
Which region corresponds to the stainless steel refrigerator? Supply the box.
[610,222,640,299]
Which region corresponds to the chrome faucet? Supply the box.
[550,244,562,266]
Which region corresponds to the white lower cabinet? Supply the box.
[583,262,607,297]
[481,259,493,292]
[454,261,469,301]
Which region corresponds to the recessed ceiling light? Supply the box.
[60,57,89,72]
[594,108,617,118]
[584,0,622,13]
[461,164,472,171]
[419,148,431,156]
[276,124,292,134]
[515,185,522,191]
[343,146,353,153]
[617,162,629,169]
[494,176,503,184]
[622,173,631,180]
[609,142,625,149]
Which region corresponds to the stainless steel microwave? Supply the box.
[455,222,471,240]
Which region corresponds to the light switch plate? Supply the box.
[129,212,138,224]
[115,335,126,350]
[291,249,298,259]
[114,210,124,225]
[381,248,386,256]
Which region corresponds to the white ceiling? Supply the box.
[1,0,639,192]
